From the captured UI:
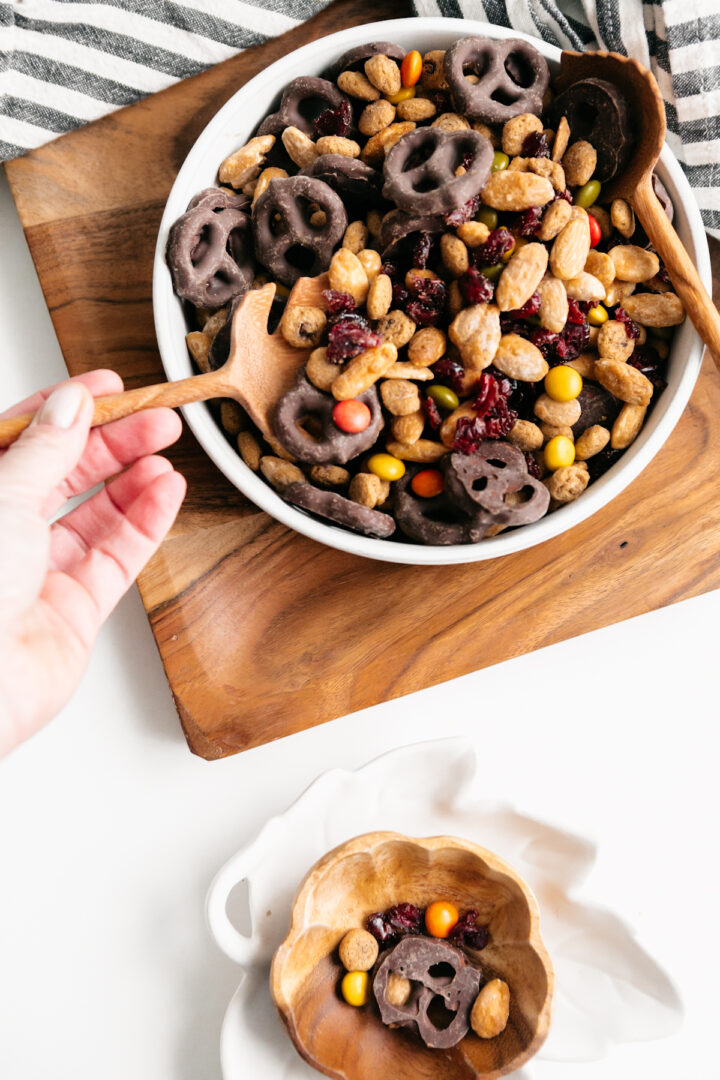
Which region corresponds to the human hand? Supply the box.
[0,371,186,756]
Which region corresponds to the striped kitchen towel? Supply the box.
[0,0,718,236]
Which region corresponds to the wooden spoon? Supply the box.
[555,50,720,370]
[0,273,329,449]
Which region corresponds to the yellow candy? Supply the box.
[386,86,416,105]
[369,453,405,481]
[544,435,576,471]
[341,971,370,1007]
[588,303,608,326]
[544,365,583,403]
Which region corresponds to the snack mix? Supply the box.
[336,899,504,1049]
[167,38,685,546]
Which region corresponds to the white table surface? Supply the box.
[0,167,717,1080]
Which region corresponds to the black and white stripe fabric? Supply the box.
[1,1,718,237]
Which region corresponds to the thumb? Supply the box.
[0,382,94,510]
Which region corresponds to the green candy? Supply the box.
[491,151,509,172]
[574,180,602,209]
[428,384,460,411]
[479,263,503,282]
[476,206,499,230]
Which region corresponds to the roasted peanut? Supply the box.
[338,928,379,972]
[317,135,360,157]
[386,973,412,1007]
[280,304,326,348]
[306,347,339,392]
[357,248,382,283]
[545,461,589,503]
[537,198,572,242]
[384,362,434,380]
[349,472,391,509]
[310,464,350,487]
[331,342,398,400]
[237,431,262,471]
[611,404,647,449]
[380,378,421,416]
[375,309,417,348]
[219,134,275,187]
[621,292,685,327]
[386,438,446,462]
[609,245,660,283]
[408,327,446,366]
[397,97,436,121]
[449,303,502,373]
[281,126,318,168]
[328,248,369,305]
[358,98,396,136]
[259,456,304,490]
[457,220,490,247]
[392,410,425,445]
[575,424,610,459]
[361,122,416,165]
[481,171,554,212]
[595,359,654,405]
[550,214,591,280]
[337,69,380,101]
[494,333,548,381]
[534,393,582,427]
[219,400,243,437]
[432,112,470,133]
[598,320,635,363]
[611,198,635,238]
[440,233,470,277]
[562,140,597,186]
[366,273,393,320]
[365,53,401,96]
[564,272,606,303]
[502,113,543,156]
[420,50,448,90]
[552,116,570,162]
[496,242,548,312]
[186,331,211,373]
[342,220,369,253]
[470,979,510,1039]
[584,249,615,290]
[537,274,569,333]
[507,419,543,451]
[252,166,288,205]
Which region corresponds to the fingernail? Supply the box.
[36,384,87,429]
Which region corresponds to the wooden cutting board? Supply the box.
[4,0,720,758]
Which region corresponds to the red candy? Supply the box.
[588,213,602,248]
[332,399,372,433]
[411,470,444,498]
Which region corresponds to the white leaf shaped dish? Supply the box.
[207,740,681,1079]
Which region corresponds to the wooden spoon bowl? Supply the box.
[270,832,554,1080]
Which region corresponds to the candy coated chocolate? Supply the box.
[444,444,550,525]
[283,482,396,538]
[373,936,482,1049]
[394,469,492,545]
[166,205,254,308]
[252,174,347,286]
[383,127,492,216]
[444,37,549,123]
[548,78,634,182]
[257,76,350,138]
[274,374,383,464]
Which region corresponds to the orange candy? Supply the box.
[425,900,459,939]
[401,50,422,88]
[332,399,372,433]
[411,469,444,498]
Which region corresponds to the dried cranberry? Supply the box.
[366,903,423,947]
[461,149,475,170]
[530,327,560,357]
[657,265,671,286]
[431,357,465,394]
[616,307,641,340]
[322,289,356,315]
[314,99,352,138]
[423,395,442,430]
[406,276,446,327]
[628,347,667,392]
[556,188,573,203]
[449,909,490,951]
[326,321,382,363]
[444,194,481,227]
[586,445,623,481]
[474,227,515,266]
[516,205,543,237]
[559,320,589,362]
[412,232,433,269]
[392,282,409,307]
[459,267,494,305]
[566,297,586,325]
[452,371,517,451]
[381,260,399,280]
[521,130,550,158]
[505,291,541,319]
[524,451,542,478]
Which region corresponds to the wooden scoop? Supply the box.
[556,50,720,370]
[0,273,329,449]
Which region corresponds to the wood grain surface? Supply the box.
[4,0,720,758]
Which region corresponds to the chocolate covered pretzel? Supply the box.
[383,127,493,215]
[257,76,350,138]
[284,482,396,538]
[303,154,382,204]
[166,204,254,308]
[394,469,492,545]
[444,36,549,124]
[548,78,634,182]
[274,374,382,464]
[330,41,406,76]
[443,444,549,525]
[252,174,347,286]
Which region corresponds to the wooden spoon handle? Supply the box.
[0,370,226,449]
[631,177,720,370]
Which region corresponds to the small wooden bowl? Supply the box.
[270,832,554,1080]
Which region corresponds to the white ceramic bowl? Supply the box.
[153,17,711,566]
